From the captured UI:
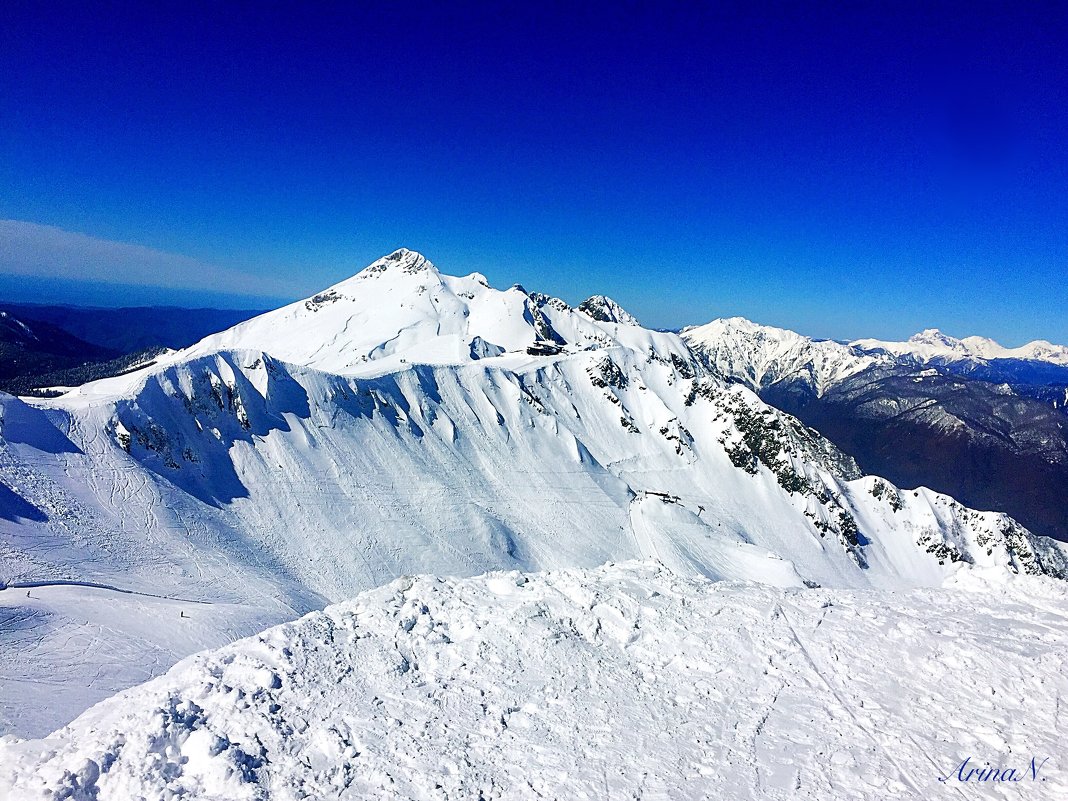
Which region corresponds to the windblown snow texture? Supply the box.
[2,562,1066,800]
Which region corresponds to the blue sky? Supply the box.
[1,2,1065,343]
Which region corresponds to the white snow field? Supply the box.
[2,562,1067,800]
[2,248,1067,757]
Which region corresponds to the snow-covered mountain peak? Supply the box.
[577,295,640,325]
[54,251,693,399]
[321,247,440,292]
[682,316,887,396]
[853,329,1068,366]
[909,328,959,347]
[363,246,435,276]
[687,316,810,345]
[959,334,1003,351]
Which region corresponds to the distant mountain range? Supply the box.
[684,317,1068,541]
[0,310,118,387]
[0,303,267,353]
[0,303,264,394]
[853,328,1068,367]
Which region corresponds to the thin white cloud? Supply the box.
[0,220,299,299]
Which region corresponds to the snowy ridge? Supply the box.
[576,294,640,326]
[853,328,1068,366]
[2,250,1067,737]
[2,561,1067,801]
[179,249,647,379]
[682,317,889,395]
[0,311,39,343]
[684,318,1068,397]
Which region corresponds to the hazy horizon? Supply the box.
[3,4,1066,345]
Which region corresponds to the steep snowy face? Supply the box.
[576,294,640,326]
[3,562,1067,801]
[682,317,888,395]
[852,328,1068,366]
[97,352,1068,589]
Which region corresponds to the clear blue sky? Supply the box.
[1,2,1065,343]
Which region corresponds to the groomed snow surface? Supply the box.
[2,562,1066,800]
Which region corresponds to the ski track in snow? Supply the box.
[3,579,216,604]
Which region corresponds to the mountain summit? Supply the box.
[577,295,640,326]
[681,316,886,396]
[167,250,657,379]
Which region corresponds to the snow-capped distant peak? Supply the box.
[911,328,962,348]
[852,329,1068,366]
[577,295,640,326]
[684,316,808,344]
[682,316,888,395]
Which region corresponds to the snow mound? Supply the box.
[2,562,1066,800]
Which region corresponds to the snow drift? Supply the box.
[2,562,1066,800]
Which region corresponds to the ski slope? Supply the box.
[2,562,1065,800]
